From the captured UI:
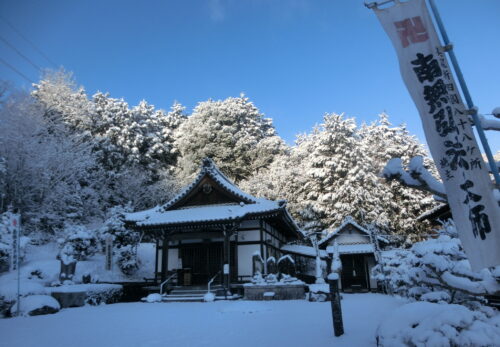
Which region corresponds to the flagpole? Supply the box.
[427,0,500,187]
[16,216,20,316]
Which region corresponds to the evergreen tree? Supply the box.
[359,114,437,239]
[175,95,285,182]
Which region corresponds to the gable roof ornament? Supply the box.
[160,158,257,212]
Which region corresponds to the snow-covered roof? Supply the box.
[416,203,450,222]
[161,158,257,211]
[318,216,389,247]
[281,242,376,258]
[126,199,285,227]
[281,244,327,258]
[125,158,302,237]
[326,243,374,255]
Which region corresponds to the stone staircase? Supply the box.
[144,285,241,302]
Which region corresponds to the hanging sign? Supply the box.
[370,0,500,270]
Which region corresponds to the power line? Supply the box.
[0,16,57,68]
[0,57,34,83]
[0,35,42,72]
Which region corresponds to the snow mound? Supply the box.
[10,295,60,316]
[203,292,215,302]
[309,284,329,293]
[145,293,162,303]
[376,302,500,347]
[0,280,48,301]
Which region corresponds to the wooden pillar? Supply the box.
[328,275,345,337]
[223,229,230,295]
[154,239,159,283]
[161,233,169,283]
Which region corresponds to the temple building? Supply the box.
[125,158,303,294]
[282,217,388,292]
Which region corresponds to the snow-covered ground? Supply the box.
[1,293,403,347]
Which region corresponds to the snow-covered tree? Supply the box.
[31,69,94,135]
[60,224,98,261]
[360,114,437,239]
[247,113,436,241]
[290,114,392,233]
[175,95,286,183]
[0,87,102,235]
[372,221,500,307]
[32,71,181,213]
[91,94,183,177]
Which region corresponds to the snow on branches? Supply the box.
[372,221,500,307]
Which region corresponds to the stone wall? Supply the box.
[243,284,305,300]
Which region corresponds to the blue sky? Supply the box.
[1,0,499,153]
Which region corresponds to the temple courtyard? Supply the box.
[1,293,403,347]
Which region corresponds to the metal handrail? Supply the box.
[207,271,221,293]
[159,273,177,295]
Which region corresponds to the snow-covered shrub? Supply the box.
[116,245,140,276]
[10,295,60,317]
[61,225,98,261]
[376,302,500,347]
[0,280,49,317]
[84,285,122,305]
[372,221,499,307]
[99,205,138,249]
[99,205,142,276]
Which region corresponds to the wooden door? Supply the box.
[340,254,368,290]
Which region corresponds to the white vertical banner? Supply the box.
[9,214,20,272]
[371,0,500,270]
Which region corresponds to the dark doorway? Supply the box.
[340,254,369,291]
[180,242,235,285]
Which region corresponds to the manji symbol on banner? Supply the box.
[371,0,500,270]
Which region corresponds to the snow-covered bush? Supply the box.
[84,285,122,305]
[376,302,500,347]
[99,205,139,249]
[116,245,140,276]
[372,221,500,307]
[61,225,98,261]
[10,295,60,317]
[100,205,142,276]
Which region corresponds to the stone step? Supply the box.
[162,296,204,302]
[167,293,210,298]
[169,290,213,295]
[161,294,242,302]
